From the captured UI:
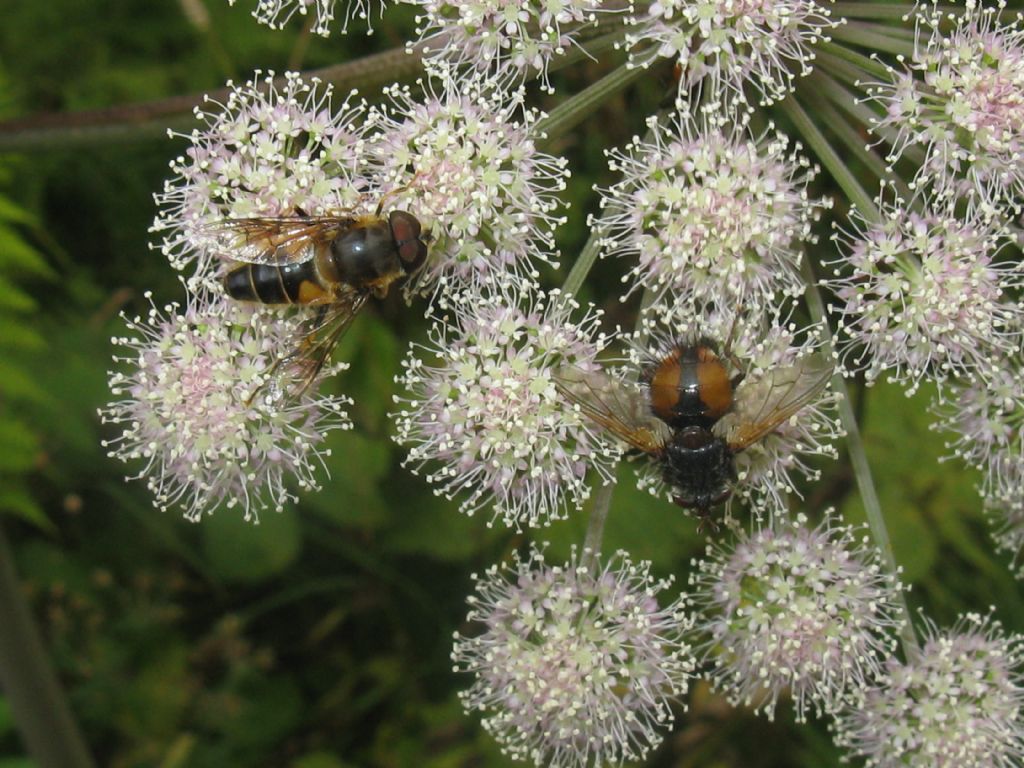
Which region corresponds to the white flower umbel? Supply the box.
[691,512,904,721]
[598,108,826,308]
[228,0,385,35]
[625,0,838,106]
[452,545,695,768]
[834,612,1024,768]
[932,364,1024,575]
[392,281,619,528]
[402,0,613,93]
[152,71,373,290]
[867,1,1024,213]
[100,293,351,522]
[827,199,1023,394]
[369,72,568,294]
[633,301,839,516]
[985,457,1024,578]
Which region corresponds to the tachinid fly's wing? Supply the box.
[555,366,671,455]
[721,355,833,452]
[251,285,369,405]
[207,214,358,266]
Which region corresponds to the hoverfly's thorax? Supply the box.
[329,220,404,291]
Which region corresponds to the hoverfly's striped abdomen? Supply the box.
[223,261,328,306]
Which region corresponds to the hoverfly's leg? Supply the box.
[294,310,353,398]
[695,514,720,535]
[293,205,310,218]
[300,305,331,348]
[721,303,747,386]
[374,170,427,216]
[245,304,331,407]
[245,354,286,407]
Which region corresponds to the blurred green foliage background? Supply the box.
[0,2,1022,766]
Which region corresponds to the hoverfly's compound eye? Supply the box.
[389,210,428,273]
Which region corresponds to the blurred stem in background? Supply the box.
[0,524,96,768]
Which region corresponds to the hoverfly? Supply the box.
[558,339,832,528]
[211,204,430,401]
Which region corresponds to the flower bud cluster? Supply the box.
[598,107,827,309]
[827,200,1023,393]
[834,612,1024,768]
[393,282,619,528]
[100,293,352,521]
[690,512,904,721]
[625,0,838,106]
[227,0,383,36]
[452,545,694,767]
[867,0,1024,214]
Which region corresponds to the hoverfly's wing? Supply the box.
[721,355,833,452]
[252,285,369,405]
[555,366,671,455]
[207,214,357,266]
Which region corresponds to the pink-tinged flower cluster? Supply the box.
[99,294,351,522]
[827,201,1022,394]
[834,612,1024,768]
[868,0,1024,213]
[452,545,695,768]
[625,0,838,105]
[368,73,568,293]
[151,71,372,290]
[598,109,826,308]
[986,457,1024,579]
[402,0,611,93]
[632,302,839,515]
[228,0,384,35]
[691,513,904,722]
[392,283,619,528]
[931,364,1024,573]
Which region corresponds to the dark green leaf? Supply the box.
[201,507,302,584]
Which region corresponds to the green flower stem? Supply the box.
[806,67,927,168]
[546,28,629,77]
[0,525,96,768]
[535,61,649,148]
[799,260,919,658]
[561,229,603,298]
[830,21,917,56]
[564,212,616,566]
[0,43,428,153]
[816,40,893,82]
[0,21,629,155]
[803,95,890,183]
[784,93,916,652]
[578,286,658,566]
[798,73,914,201]
[562,101,658,563]
[780,96,880,222]
[831,2,919,19]
[583,471,619,565]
